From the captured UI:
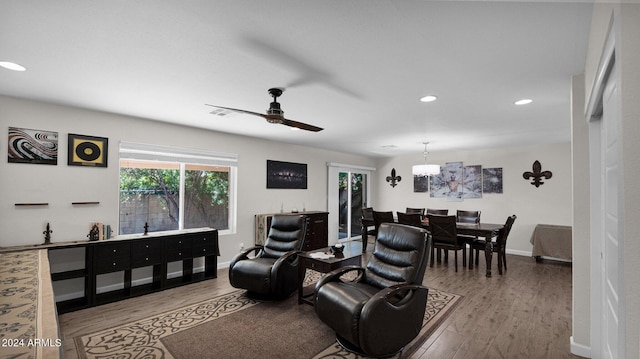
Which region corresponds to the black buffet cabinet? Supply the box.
[49,228,218,314]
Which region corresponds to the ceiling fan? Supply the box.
[206,88,323,132]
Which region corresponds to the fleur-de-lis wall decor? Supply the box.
[386,168,401,188]
[523,160,552,187]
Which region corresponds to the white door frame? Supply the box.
[586,23,626,359]
[327,162,375,245]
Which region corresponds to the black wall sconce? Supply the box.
[386,168,401,188]
[523,160,552,187]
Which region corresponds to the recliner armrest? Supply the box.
[270,250,301,273]
[314,265,364,293]
[229,245,264,270]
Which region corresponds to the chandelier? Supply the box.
[412,142,440,176]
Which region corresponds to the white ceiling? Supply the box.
[0,0,595,157]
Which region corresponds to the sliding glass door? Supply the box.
[328,163,374,244]
[338,172,368,239]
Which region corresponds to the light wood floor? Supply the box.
[58,241,579,359]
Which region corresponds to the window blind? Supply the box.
[119,141,238,167]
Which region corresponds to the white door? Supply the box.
[600,61,625,359]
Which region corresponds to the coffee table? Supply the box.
[297,246,362,305]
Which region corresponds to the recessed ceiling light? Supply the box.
[0,61,26,71]
[514,99,533,105]
[420,95,438,103]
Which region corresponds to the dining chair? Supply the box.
[427,215,469,272]
[456,210,481,223]
[405,207,425,216]
[361,207,376,251]
[469,215,516,273]
[396,211,423,227]
[372,211,395,231]
[426,208,448,215]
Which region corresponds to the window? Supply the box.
[118,142,237,236]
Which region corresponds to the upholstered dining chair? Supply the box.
[405,207,425,216]
[428,214,470,272]
[426,208,449,215]
[228,214,307,299]
[470,215,517,273]
[314,223,431,357]
[397,211,423,227]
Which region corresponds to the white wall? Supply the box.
[0,95,375,264]
[373,143,572,255]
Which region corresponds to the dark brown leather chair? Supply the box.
[397,211,423,227]
[426,208,448,215]
[314,223,431,357]
[428,214,469,272]
[228,215,307,299]
[470,215,516,273]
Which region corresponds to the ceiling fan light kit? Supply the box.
[206,87,323,132]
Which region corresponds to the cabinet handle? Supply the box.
[145,257,149,261]
[113,249,117,253]
[113,262,116,266]
[178,252,182,256]
[146,245,149,248]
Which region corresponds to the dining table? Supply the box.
[420,218,504,277]
[454,222,505,277]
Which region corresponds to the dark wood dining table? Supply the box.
[452,222,505,277]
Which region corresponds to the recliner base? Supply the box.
[336,334,402,358]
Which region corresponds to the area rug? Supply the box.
[75,273,462,359]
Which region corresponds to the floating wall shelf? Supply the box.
[71,202,100,205]
[14,203,49,206]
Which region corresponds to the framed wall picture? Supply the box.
[267,160,307,189]
[68,133,108,167]
[8,127,58,165]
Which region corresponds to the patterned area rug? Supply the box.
[0,250,60,359]
[75,272,462,359]
[0,251,40,358]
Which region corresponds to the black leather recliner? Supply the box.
[228,214,307,299]
[314,223,431,357]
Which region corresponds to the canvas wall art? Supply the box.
[463,165,482,198]
[8,127,58,165]
[267,160,308,189]
[483,168,503,193]
[430,162,464,200]
[413,174,428,192]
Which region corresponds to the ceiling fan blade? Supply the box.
[282,118,324,132]
[205,104,267,119]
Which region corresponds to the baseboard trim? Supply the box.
[570,336,591,358]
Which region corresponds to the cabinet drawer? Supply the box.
[131,240,162,267]
[95,256,130,274]
[305,259,331,272]
[165,236,192,249]
[95,242,130,258]
[166,247,191,262]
